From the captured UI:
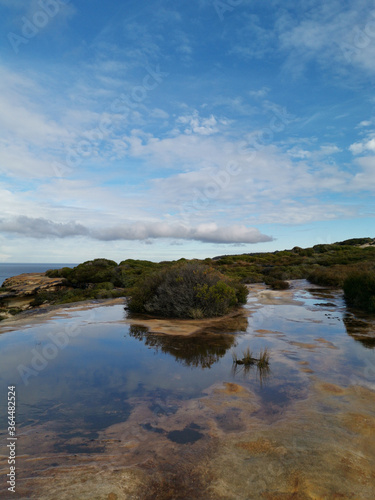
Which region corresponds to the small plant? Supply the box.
[257,347,270,368]
[232,346,270,368]
[189,307,205,319]
[242,347,253,365]
[8,307,23,316]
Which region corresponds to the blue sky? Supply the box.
[0,0,374,262]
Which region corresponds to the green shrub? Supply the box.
[343,271,375,312]
[339,238,373,246]
[46,267,73,279]
[8,307,23,316]
[117,259,162,287]
[269,279,290,290]
[46,259,123,287]
[93,282,114,291]
[307,266,349,287]
[30,291,59,306]
[128,262,248,318]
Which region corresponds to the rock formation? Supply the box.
[0,273,66,319]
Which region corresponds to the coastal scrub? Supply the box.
[127,262,248,319]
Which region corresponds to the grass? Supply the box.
[257,347,270,368]
[242,347,254,365]
[232,346,270,368]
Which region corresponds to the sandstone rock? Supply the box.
[0,273,67,318]
[2,273,66,296]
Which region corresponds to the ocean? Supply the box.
[0,263,77,286]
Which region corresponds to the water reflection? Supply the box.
[306,285,375,349]
[128,324,237,368]
[1,283,375,499]
[343,313,375,349]
[231,361,271,387]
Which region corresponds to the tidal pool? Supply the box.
[0,281,374,499]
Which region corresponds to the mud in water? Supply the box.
[0,280,375,499]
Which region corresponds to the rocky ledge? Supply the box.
[0,273,67,319]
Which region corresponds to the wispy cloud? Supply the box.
[278,1,375,78]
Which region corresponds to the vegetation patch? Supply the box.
[344,271,375,313]
[233,346,270,369]
[127,262,248,319]
[3,237,375,315]
[30,286,124,307]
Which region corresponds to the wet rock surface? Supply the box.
[0,281,375,499]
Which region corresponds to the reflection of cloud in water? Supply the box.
[128,324,237,369]
[343,313,375,349]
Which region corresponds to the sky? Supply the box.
[0,0,374,263]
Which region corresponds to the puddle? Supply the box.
[0,280,375,499]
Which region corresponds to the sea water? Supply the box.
[0,264,77,286]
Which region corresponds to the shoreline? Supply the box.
[0,297,127,329]
[0,280,320,336]
[0,296,249,337]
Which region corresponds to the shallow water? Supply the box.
[0,280,374,499]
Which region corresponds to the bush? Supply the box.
[46,259,120,287]
[9,307,23,316]
[46,267,74,279]
[343,271,375,312]
[128,262,248,319]
[269,279,290,290]
[117,259,162,288]
[307,266,349,287]
[30,284,124,307]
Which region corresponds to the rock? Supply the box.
[2,273,66,296]
[0,273,67,318]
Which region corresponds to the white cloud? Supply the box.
[0,139,56,179]
[352,156,375,190]
[349,132,375,155]
[176,111,220,136]
[0,216,273,244]
[357,120,372,127]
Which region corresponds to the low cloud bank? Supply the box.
[0,216,273,245]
